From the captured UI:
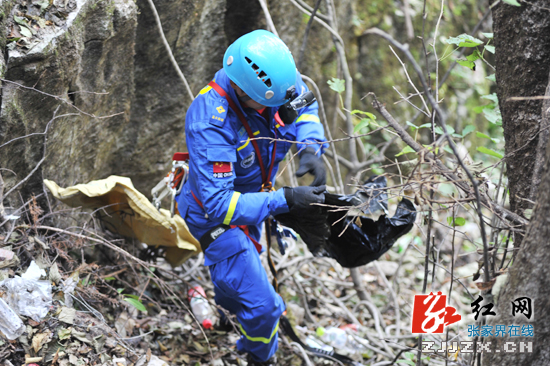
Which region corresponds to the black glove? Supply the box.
[284,185,326,212]
[296,147,326,186]
[278,103,299,125]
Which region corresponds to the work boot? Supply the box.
[246,354,277,365]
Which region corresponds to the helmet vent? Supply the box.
[244,56,272,88]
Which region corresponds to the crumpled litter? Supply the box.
[276,176,417,268]
[0,260,52,322]
[61,275,78,308]
[0,297,25,340]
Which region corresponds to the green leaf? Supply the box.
[124,298,147,312]
[482,107,502,125]
[18,25,33,38]
[445,34,484,47]
[457,59,475,70]
[418,123,432,129]
[447,217,466,226]
[124,294,140,300]
[354,118,371,133]
[13,16,28,27]
[117,288,124,294]
[466,50,481,62]
[38,0,50,11]
[476,131,499,143]
[481,93,499,104]
[486,74,496,82]
[434,126,455,135]
[477,146,503,159]
[473,105,485,113]
[482,32,494,39]
[503,0,521,6]
[327,78,345,94]
[58,328,72,340]
[484,45,495,54]
[406,121,418,130]
[104,276,115,281]
[395,146,415,157]
[351,110,376,120]
[462,125,475,136]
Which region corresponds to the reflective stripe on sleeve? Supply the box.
[296,114,320,123]
[239,320,279,344]
[223,192,241,225]
[236,131,260,151]
[198,85,212,95]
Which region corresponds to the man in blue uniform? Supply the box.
[176,30,328,365]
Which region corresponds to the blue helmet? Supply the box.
[223,30,297,107]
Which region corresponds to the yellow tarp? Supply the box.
[44,176,200,267]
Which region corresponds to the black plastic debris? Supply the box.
[275,176,416,268]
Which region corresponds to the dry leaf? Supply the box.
[146,348,151,362]
[475,278,496,291]
[158,341,168,352]
[52,348,60,365]
[32,332,50,353]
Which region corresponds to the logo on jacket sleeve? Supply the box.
[240,152,255,169]
[213,162,233,178]
[210,102,228,127]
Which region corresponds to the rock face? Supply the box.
[0,0,354,210]
[1,0,138,207]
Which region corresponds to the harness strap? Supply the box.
[208,81,277,189]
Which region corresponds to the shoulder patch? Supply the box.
[209,98,229,127]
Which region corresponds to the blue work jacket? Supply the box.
[176,69,328,265]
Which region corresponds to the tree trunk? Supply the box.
[493,0,550,220]
[483,107,550,364]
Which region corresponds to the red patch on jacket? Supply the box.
[213,162,233,178]
[213,162,231,173]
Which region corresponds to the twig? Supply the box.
[146,0,194,101]
[4,108,59,198]
[326,0,357,164]
[0,79,124,119]
[368,93,527,228]
[289,0,345,45]
[258,0,279,37]
[301,74,345,193]
[363,28,493,284]
[297,0,323,69]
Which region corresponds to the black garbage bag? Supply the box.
[275,176,416,268]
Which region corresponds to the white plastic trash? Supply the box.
[0,298,25,340]
[0,261,52,322]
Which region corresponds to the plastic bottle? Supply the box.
[305,335,334,353]
[187,283,214,329]
[317,326,368,360]
[316,326,348,349]
[0,298,25,340]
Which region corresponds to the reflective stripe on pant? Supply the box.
[208,231,285,362]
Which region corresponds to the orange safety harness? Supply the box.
[208,80,278,192]
[190,81,279,258]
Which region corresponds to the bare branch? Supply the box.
[146,0,194,101]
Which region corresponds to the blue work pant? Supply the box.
[208,232,285,362]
